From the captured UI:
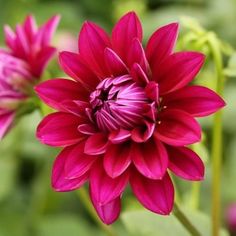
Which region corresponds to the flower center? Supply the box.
[89,75,149,132]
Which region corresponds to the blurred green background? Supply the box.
[0,0,236,235]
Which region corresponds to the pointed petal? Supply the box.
[4,25,16,51]
[130,170,174,215]
[90,161,129,205]
[79,21,111,77]
[40,15,60,46]
[127,38,149,73]
[37,112,84,147]
[59,51,99,89]
[84,133,108,155]
[130,63,149,86]
[0,111,15,139]
[32,46,56,77]
[23,15,37,43]
[109,129,131,144]
[145,81,159,102]
[146,23,179,69]
[104,48,128,76]
[90,191,121,225]
[64,142,97,179]
[104,143,131,178]
[154,52,205,95]
[35,78,88,111]
[167,146,205,181]
[52,148,88,192]
[112,12,142,63]
[131,121,155,143]
[162,85,226,117]
[155,109,201,146]
[131,138,168,179]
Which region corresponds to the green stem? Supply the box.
[208,32,225,236]
[190,182,201,210]
[173,203,202,236]
[76,188,118,236]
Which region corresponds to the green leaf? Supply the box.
[121,209,229,236]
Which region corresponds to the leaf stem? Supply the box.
[173,203,202,236]
[76,187,118,236]
[208,32,225,236]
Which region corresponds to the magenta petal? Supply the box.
[131,121,155,143]
[104,48,128,76]
[40,15,60,47]
[162,85,226,117]
[104,143,131,178]
[84,133,108,155]
[154,52,205,95]
[59,51,99,89]
[35,78,88,111]
[90,161,129,205]
[155,109,201,146]
[64,142,97,179]
[79,21,111,77]
[130,170,174,215]
[146,23,179,69]
[37,112,84,147]
[52,148,88,192]
[131,138,168,179]
[145,81,159,102]
[0,111,15,139]
[112,12,142,63]
[109,129,131,144]
[78,123,97,135]
[167,146,205,181]
[90,191,121,225]
[130,63,149,86]
[4,25,16,51]
[127,38,149,73]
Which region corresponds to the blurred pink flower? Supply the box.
[36,12,225,224]
[0,15,60,139]
[226,203,236,233]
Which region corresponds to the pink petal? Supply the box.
[35,78,88,111]
[145,81,159,102]
[154,52,205,95]
[90,161,129,205]
[155,109,201,146]
[78,123,97,135]
[131,121,155,143]
[112,12,142,63]
[104,143,131,178]
[130,63,149,86]
[162,85,226,117]
[109,129,131,144]
[59,51,99,89]
[52,147,88,192]
[4,25,16,51]
[64,142,97,179]
[40,15,60,47]
[23,15,37,43]
[32,46,56,77]
[90,191,121,225]
[0,111,15,139]
[104,48,128,76]
[84,133,108,155]
[130,170,174,215]
[146,23,179,69]
[127,38,149,73]
[131,138,168,179]
[79,21,111,77]
[37,112,84,147]
[167,146,205,181]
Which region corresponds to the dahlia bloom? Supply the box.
[36,12,225,224]
[0,15,60,138]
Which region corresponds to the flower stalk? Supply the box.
[208,32,225,236]
[173,203,202,236]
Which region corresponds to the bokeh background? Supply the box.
[0,0,236,235]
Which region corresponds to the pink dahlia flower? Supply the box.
[36,12,225,224]
[0,15,60,139]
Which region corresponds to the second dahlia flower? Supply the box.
[0,15,60,139]
[36,12,225,224]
